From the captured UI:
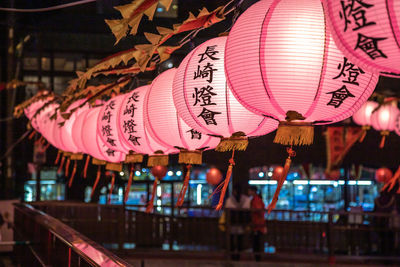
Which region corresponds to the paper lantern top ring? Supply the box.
[225,0,379,146]
[173,36,278,152]
[323,0,400,77]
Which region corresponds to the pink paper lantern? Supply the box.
[224,0,379,146]
[81,107,125,163]
[352,100,379,142]
[353,101,379,126]
[118,85,173,164]
[370,104,399,148]
[60,99,89,154]
[36,103,59,147]
[24,99,47,120]
[98,95,131,154]
[323,0,400,77]
[51,110,70,152]
[72,108,91,154]
[145,68,219,162]
[173,36,278,150]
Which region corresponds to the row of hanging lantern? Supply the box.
[352,100,400,148]
[22,0,387,212]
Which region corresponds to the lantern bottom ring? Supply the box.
[178,150,203,165]
[216,133,248,152]
[274,121,314,146]
[92,158,107,165]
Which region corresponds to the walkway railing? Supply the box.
[30,201,400,264]
[13,203,133,267]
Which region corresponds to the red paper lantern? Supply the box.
[225,0,378,146]
[323,0,400,77]
[370,104,399,148]
[272,166,284,181]
[206,168,223,186]
[151,165,168,179]
[375,168,393,183]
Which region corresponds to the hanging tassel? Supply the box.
[65,157,71,177]
[176,164,192,207]
[108,172,115,204]
[267,147,296,213]
[379,131,389,149]
[90,165,102,200]
[359,126,370,143]
[83,155,90,178]
[124,164,134,203]
[57,155,66,174]
[54,150,61,165]
[40,137,46,145]
[44,142,50,152]
[68,160,77,188]
[146,178,158,213]
[215,150,236,210]
[28,130,36,140]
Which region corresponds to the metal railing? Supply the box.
[13,203,133,267]
[30,201,400,264]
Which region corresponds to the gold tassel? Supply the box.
[70,153,83,160]
[215,150,236,210]
[108,172,115,204]
[146,178,158,213]
[178,150,202,165]
[57,155,66,174]
[124,164,134,203]
[83,155,90,178]
[148,150,168,167]
[125,152,144,163]
[216,132,248,152]
[65,157,71,177]
[268,147,296,213]
[105,162,123,172]
[274,121,314,146]
[359,126,370,143]
[92,158,106,165]
[68,160,77,188]
[90,165,101,200]
[379,131,389,149]
[176,165,192,207]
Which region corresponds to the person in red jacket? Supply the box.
[249,186,267,261]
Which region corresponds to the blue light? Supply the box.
[167,171,173,176]
[258,172,265,178]
[157,7,163,12]
[311,186,318,192]
[135,171,141,176]
[297,185,304,190]
[176,171,182,176]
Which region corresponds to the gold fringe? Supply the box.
[362,125,371,131]
[178,150,202,165]
[105,162,123,172]
[216,132,248,152]
[274,121,314,146]
[147,154,168,167]
[92,158,107,165]
[63,152,72,157]
[70,153,83,160]
[125,153,144,163]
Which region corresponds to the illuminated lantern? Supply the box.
[352,101,379,142]
[36,103,59,148]
[272,166,284,181]
[206,168,223,186]
[370,104,399,148]
[224,0,378,211]
[173,36,278,209]
[146,165,168,213]
[118,85,174,163]
[24,99,48,120]
[145,68,219,206]
[322,0,400,77]
[98,95,131,154]
[82,106,125,164]
[375,167,393,183]
[118,86,174,206]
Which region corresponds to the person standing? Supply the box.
[249,186,267,261]
[225,186,251,261]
